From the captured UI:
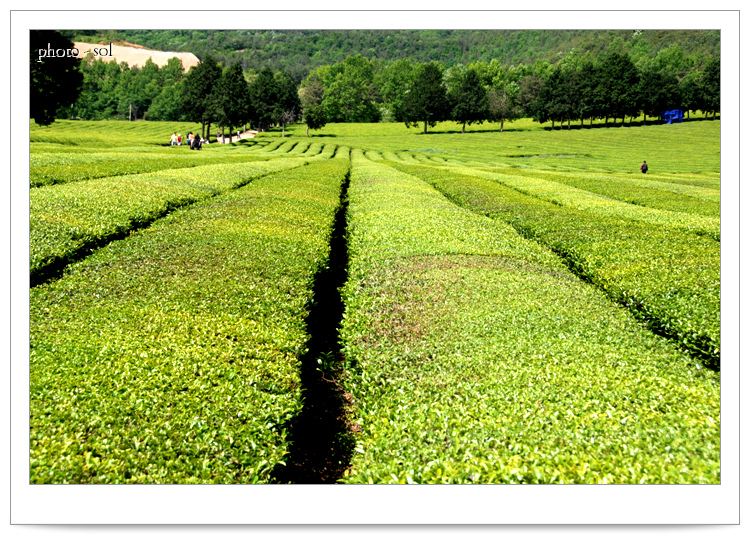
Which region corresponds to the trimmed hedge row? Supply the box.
[32,149,223,188]
[312,144,337,160]
[301,143,323,157]
[30,158,351,483]
[467,166,720,218]
[444,166,720,241]
[388,162,721,367]
[339,154,720,484]
[30,158,312,284]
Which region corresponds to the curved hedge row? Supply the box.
[446,166,720,241]
[466,167,720,218]
[388,162,721,367]
[29,146,285,188]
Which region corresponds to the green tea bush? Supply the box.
[339,156,719,484]
[30,119,207,146]
[301,143,323,157]
[447,167,719,241]
[31,158,310,284]
[267,140,299,154]
[30,146,283,187]
[285,140,312,156]
[469,167,720,218]
[30,158,351,483]
[311,144,337,160]
[334,146,351,159]
[389,162,720,366]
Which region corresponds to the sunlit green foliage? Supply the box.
[30,158,312,282]
[389,162,720,366]
[29,118,720,485]
[339,155,719,484]
[30,144,280,187]
[30,159,350,483]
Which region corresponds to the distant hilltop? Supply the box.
[74,41,200,71]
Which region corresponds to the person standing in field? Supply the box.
[640,160,648,173]
[177,133,182,146]
[170,132,177,146]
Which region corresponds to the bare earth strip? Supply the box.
[74,42,200,71]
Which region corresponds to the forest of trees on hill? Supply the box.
[68,29,720,82]
[36,30,720,134]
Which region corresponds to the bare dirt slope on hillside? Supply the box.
[74,41,200,71]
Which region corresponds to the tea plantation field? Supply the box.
[29,118,721,484]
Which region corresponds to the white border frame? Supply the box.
[8,5,741,526]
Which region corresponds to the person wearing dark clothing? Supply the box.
[191,136,202,150]
[640,161,648,173]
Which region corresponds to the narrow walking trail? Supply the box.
[271,170,356,484]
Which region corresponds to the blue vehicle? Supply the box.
[661,109,684,124]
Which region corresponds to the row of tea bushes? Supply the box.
[30,119,206,146]
[285,140,313,156]
[30,147,285,188]
[30,158,312,285]
[311,144,337,160]
[447,166,720,241]
[30,158,351,483]
[300,143,323,157]
[389,162,721,367]
[468,167,720,218]
[266,140,300,155]
[339,154,720,484]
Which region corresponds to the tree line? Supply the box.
[296,49,719,133]
[35,30,720,135]
[71,29,720,85]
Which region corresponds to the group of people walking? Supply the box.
[170,132,207,150]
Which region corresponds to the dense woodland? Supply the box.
[68,30,720,82]
[41,30,720,136]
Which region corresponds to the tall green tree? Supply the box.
[577,60,602,127]
[557,56,584,129]
[181,54,223,139]
[487,81,521,132]
[638,64,681,124]
[303,104,327,137]
[679,72,703,120]
[599,52,640,126]
[215,62,251,140]
[30,30,83,125]
[248,67,278,131]
[403,62,449,134]
[322,55,380,122]
[516,72,545,120]
[534,67,566,129]
[147,83,186,121]
[114,59,162,120]
[298,72,325,109]
[376,58,415,122]
[274,72,302,136]
[75,57,120,119]
[160,57,185,87]
[701,56,720,119]
[448,68,488,133]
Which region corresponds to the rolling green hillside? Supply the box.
[68,29,720,81]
